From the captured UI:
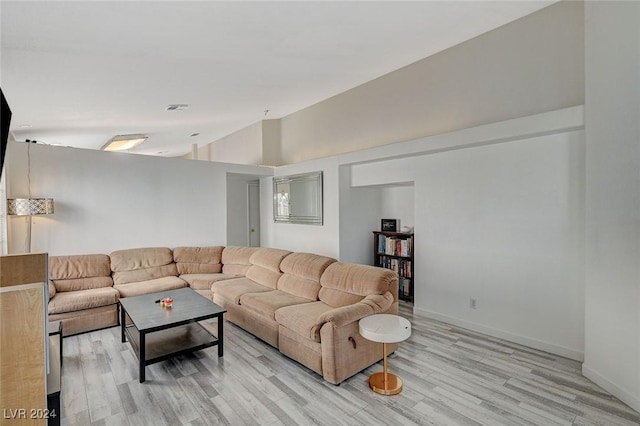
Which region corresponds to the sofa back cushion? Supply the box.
[49,254,113,292]
[245,248,291,289]
[221,246,258,276]
[319,262,398,308]
[110,247,178,285]
[277,252,336,300]
[173,246,223,274]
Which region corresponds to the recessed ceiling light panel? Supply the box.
[101,134,148,151]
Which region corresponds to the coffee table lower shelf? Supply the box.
[124,322,219,382]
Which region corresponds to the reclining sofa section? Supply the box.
[47,246,399,385]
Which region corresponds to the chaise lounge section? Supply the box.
[212,249,333,347]
[276,261,398,384]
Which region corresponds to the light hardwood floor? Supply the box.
[60,303,640,426]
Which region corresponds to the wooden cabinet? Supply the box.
[0,253,49,425]
[373,231,414,302]
[46,321,61,426]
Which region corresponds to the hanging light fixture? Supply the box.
[6,141,54,252]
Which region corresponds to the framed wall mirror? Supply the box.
[273,171,323,225]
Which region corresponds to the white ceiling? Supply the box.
[1,1,554,158]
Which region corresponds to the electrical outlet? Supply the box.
[470,298,477,309]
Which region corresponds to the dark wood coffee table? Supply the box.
[120,288,226,383]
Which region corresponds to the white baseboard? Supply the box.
[413,307,584,362]
[582,364,640,414]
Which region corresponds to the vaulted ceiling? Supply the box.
[1,1,554,157]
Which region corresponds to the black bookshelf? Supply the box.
[373,231,414,302]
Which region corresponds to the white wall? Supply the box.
[210,121,263,165]
[583,1,640,412]
[263,160,394,264]
[4,142,271,255]
[351,130,585,360]
[338,165,383,265]
[180,143,210,161]
[277,1,584,165]
[262,119,281,167]
[460,138,579,353]
[266,107,586,360]
[380,185,414,231]
[262,159,385,263]
[207,119,282,166]
[197,144,210,161]
[262,157,342,257]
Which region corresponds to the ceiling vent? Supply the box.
[165,104,189,111]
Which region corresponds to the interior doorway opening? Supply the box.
[226,174,261,247]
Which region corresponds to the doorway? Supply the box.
[226,174,261,247]
[247,180,260,247]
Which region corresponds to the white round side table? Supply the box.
[359,314,411,395]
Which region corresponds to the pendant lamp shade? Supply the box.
[7,198,55,216]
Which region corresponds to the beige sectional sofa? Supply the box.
[47,245,398,384]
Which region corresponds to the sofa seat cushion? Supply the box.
[180,273,241,291]
[48,287,119,315]
[114,276,187,298]
[211,278,271,305]
[240,290,313,321]
[274,301,333,343]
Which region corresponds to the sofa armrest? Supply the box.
[48,281,56,300]
[318,292,394,328]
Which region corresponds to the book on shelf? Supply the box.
[404,260,412,278]
[400,238,411,257]
[399,278,410,297]
[385,237,395,255]
[377,233,412,257]
[391,258,399,274]
[378,256,412,278]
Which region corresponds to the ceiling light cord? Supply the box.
[25,142,32,252]
[27,142,32,199]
